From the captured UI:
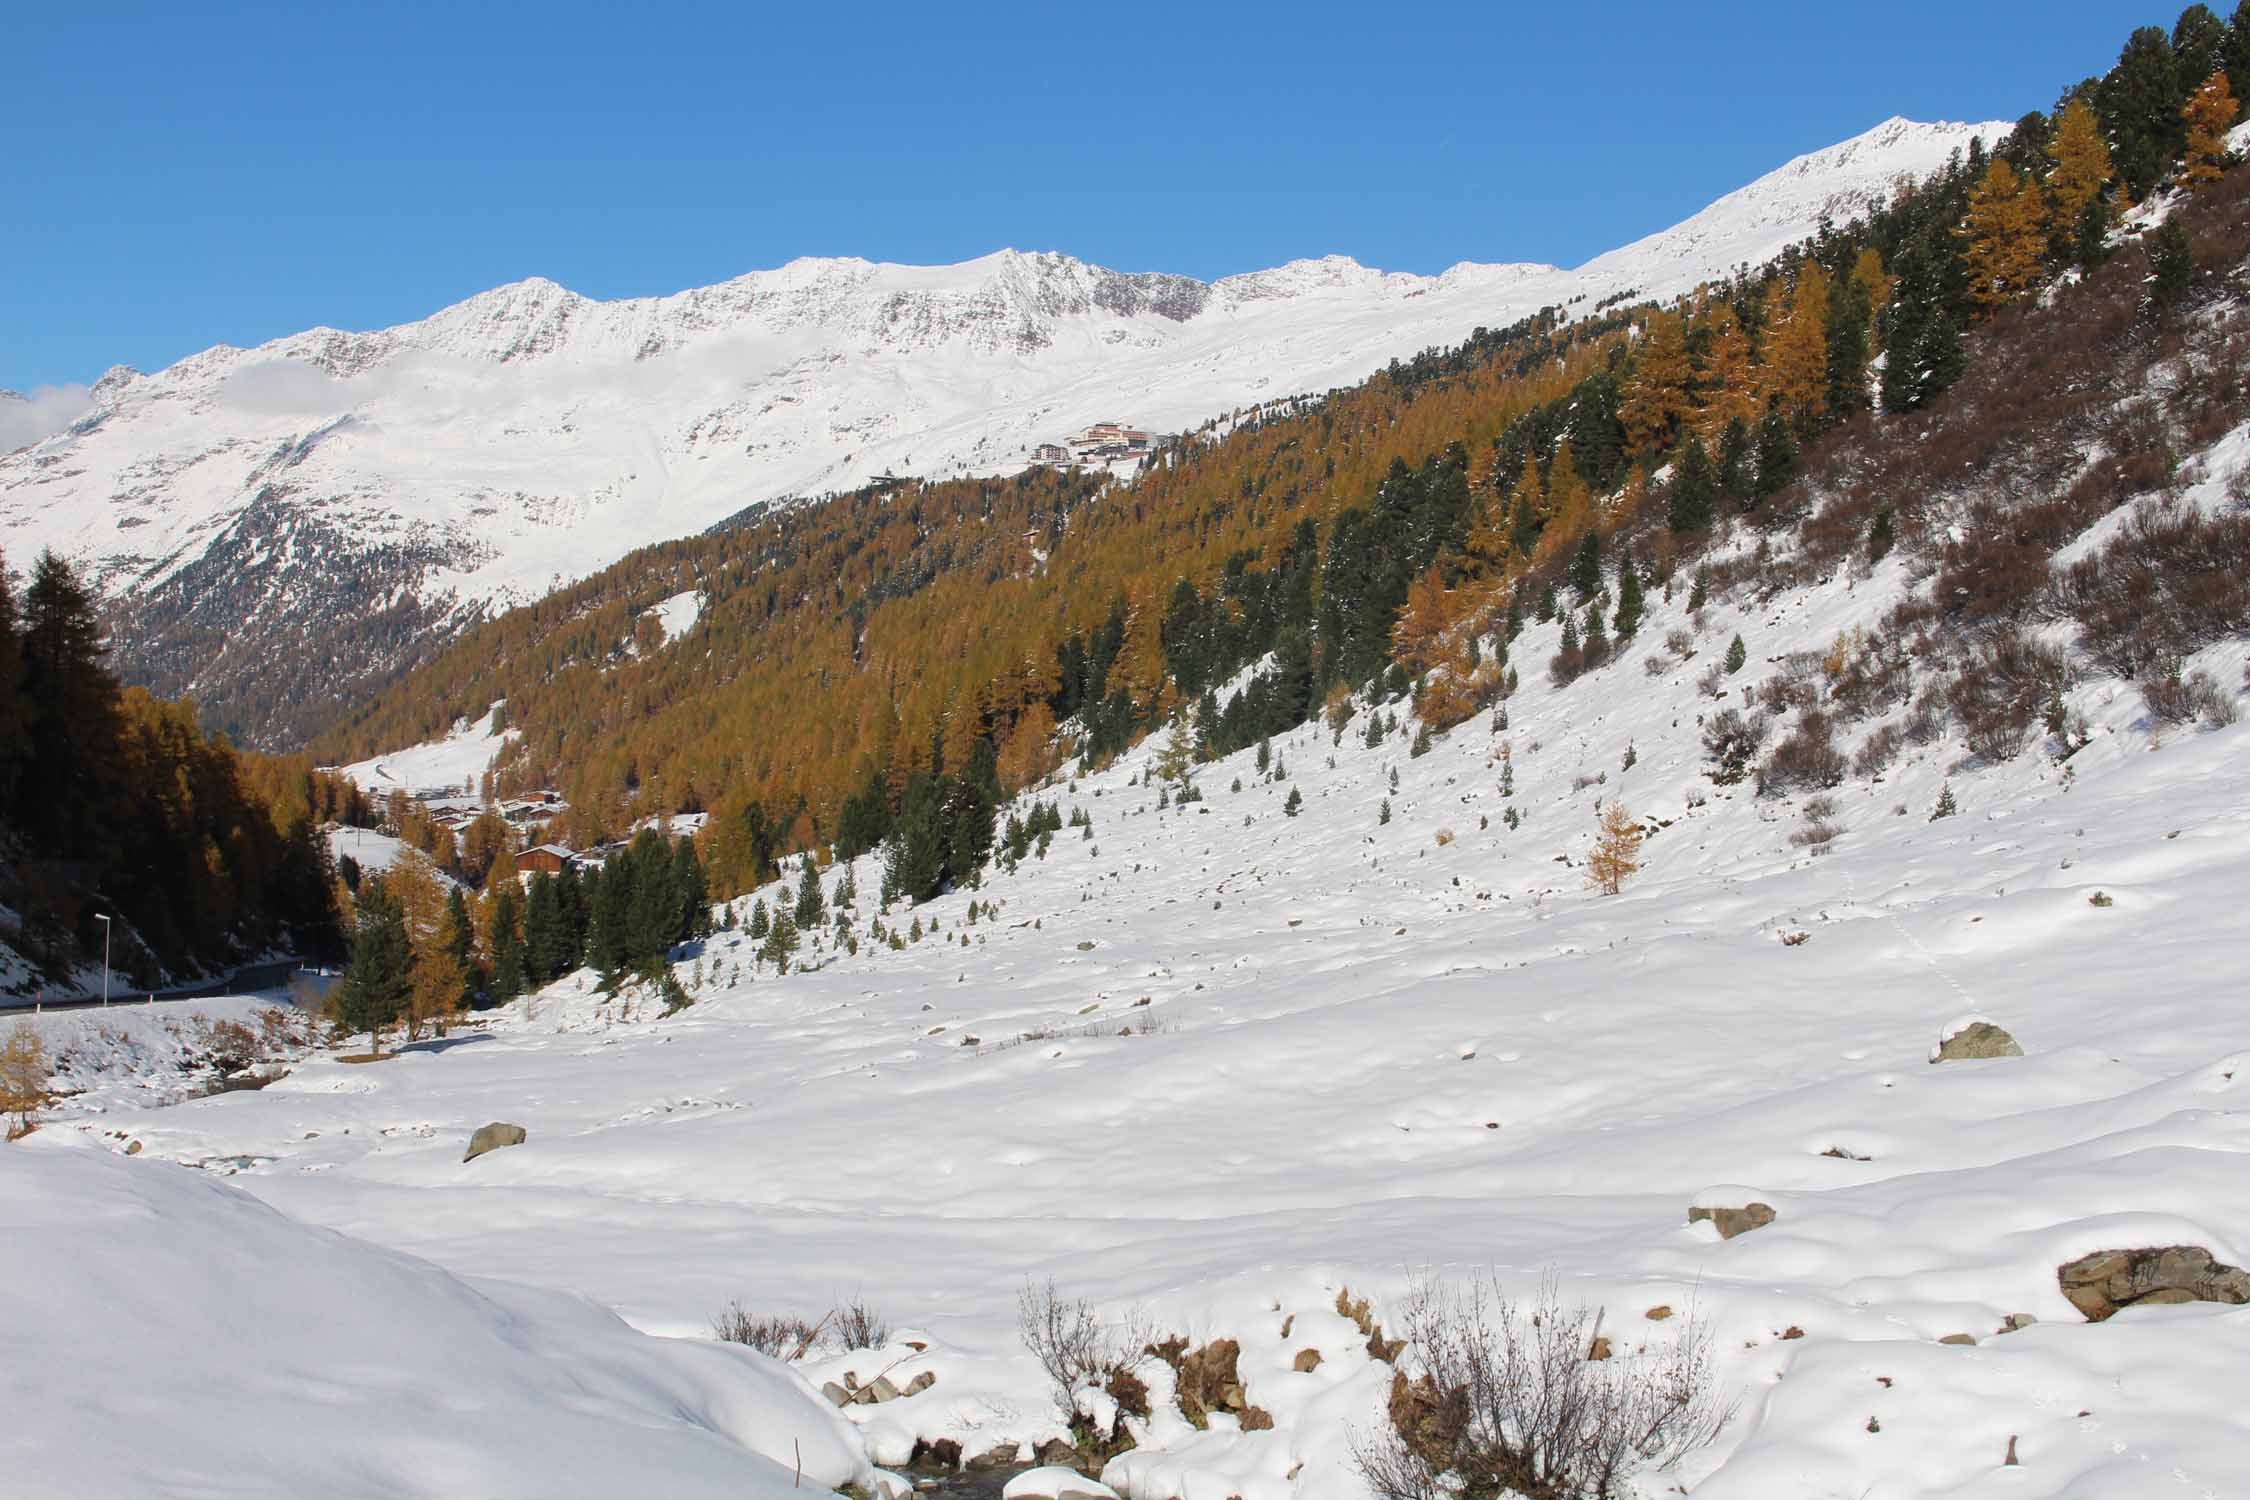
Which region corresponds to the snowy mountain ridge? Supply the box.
[0,116,2000,744]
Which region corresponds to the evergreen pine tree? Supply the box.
[1881,236,1967,412]
[794,856,826,928]
[1666,436,1719,533]
[0,550,27,817]
[1612,548,1645,640]
[1822,272,1874,419]
[335,879,410,1052]
[1581,604,1610,666]
[521,872,558,984]
[1724,635,1748,674]
[489,884,527,1003]
[676,839,709,938]
[1869,507,1897,562]
[441,885,477,1009]
[1283,787,1303,817]
[748,897,770,939]
[2150,220,2195,306]
[1568,530,1602,601]
[1751,409,1797,507]
[15,550,122,850]
[2100,25,2186,200]
[1715,416,1753,509]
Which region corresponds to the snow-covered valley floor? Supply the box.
[14,544,2250,1498]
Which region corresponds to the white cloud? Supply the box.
[0,384,95,452]
[219,358,344,415]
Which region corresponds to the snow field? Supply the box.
[30,488,2250,1496]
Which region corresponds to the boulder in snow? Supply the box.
[463,1121,528,1162]
[1930,1020,2023,1063]
[2058,1245,2250,1321]
[1689,1201,1777,1239]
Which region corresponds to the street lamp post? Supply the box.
[93,913,111,1007]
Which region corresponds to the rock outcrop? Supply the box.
[2058,1246,2250,1321]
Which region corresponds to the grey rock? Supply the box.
[965,1442,1020,1471]
[462,1122,527,1162]
[821,1380,851,1406]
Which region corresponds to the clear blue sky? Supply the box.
[4,0,2156,390]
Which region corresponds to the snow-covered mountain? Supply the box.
[0,117,1998,743]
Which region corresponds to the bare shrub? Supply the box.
[2142,667,2237,727]
[832,1296,893,1352]
[1352,1274,1732,1500]
[1758,710,1845,795]
[1902,688,1947,745]
[1790,796,1844,852]
[1701,708,1767,785]
[710,1300,824,1359]
[1853,723,1903,779]
[2055,501,2250,678]
[1755,655,1824,715]
[1945,630,2070,762]
[1018,1279,1149,1418]
[1825,632,1912,722]
[1695,661,1727,699]
[1663,628,1696,661]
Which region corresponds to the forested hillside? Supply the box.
[0,548,354,996]
[311,9,2250,916]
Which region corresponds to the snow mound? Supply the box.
[0,1140,870,1500]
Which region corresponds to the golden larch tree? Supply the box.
[2046,96,2113,226]
[1693,304,1758,441]
[1391,564,1462,678]
[1463,488,1518,575]
[1960,159,2047,314]
[1,1024,49,1139]
[1540,438,1595,550]
[1620,309,1695,450]
[1586,800,1644,896]
[2181,70,2240,192]
[1850,248,1894,350]
[387,849,459,1041]
[1760,263,1830,423]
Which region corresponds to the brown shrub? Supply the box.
[2055,502,2250,679]
[1759,710,1846,795]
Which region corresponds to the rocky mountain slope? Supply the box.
[0,118,1996,746]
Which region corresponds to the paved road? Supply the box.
[7,958,313,1014]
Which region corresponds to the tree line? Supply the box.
[0,548,349,992]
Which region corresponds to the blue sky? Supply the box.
[4,1,2155,390]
